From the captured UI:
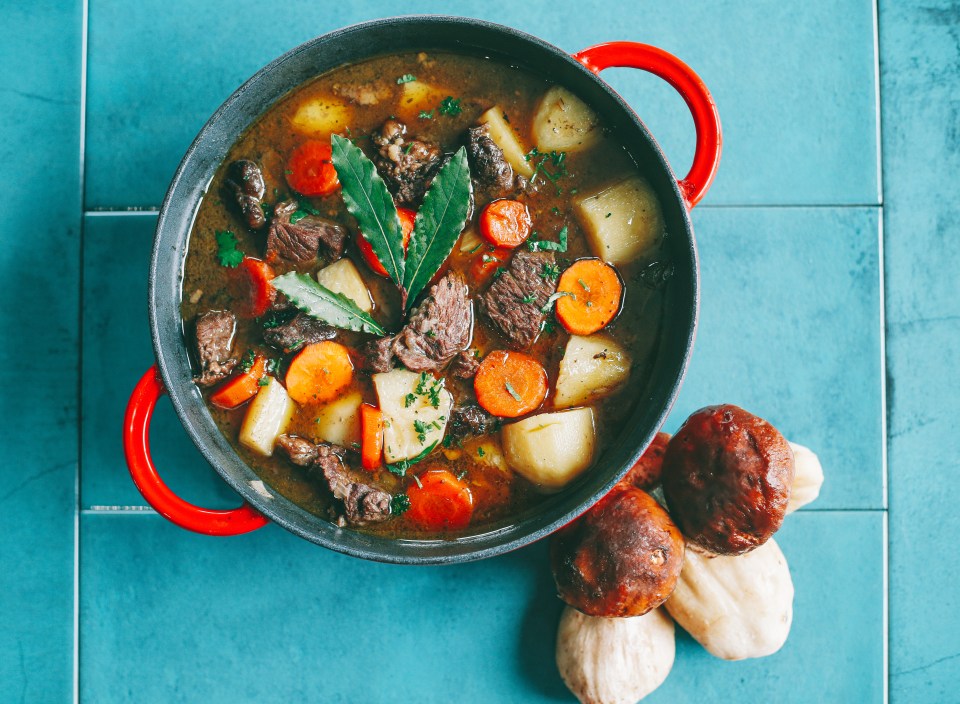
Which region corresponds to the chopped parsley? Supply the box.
[521,294,537,304]
[477,446,486,457]
[290,199,321,224]
[415,372,430,395]
[540,263,562,281]
[390,494,411,515]
[396,73,417,84]
[551,206,561,215]
[386,441,439,477]
[239,349,256,373]
[215,230,244,268]
[265,358,280,375]
[438,96,463,116]
[605,212,612,218]
[504,380,522,402]
[578,278,591,292]
[524,147,569,192]
[527,226,568,253]
[542,319,557,335]
[257,376,271,387]
[426,383,442,409]
[418,109,435,120]
[456,470,468,481]
[425,329,437,338]
[404,393,417,408]
[414,420,429,444]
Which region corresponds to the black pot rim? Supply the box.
[149,14,699,565]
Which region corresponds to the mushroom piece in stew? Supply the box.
[181,51,672,538]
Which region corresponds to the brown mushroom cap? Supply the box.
[550,485,685,618]
[619,432,671,490]
[661,404,795,555]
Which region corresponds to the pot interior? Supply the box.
[150,15,698,564]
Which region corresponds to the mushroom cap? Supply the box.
[551,485,685,617]
[662,404,795,555]
[619,431,670,490]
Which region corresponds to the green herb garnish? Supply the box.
[215,230,244,268]
[504,380,522,402]
[418,110,435,120]
[438,96,463,116]
[271,272,387,335]
[578,278,591,292]
[477,446,486,457]
[396,74,417,84]
[521,294,536,304]
[540,263,561,281]
[390,494,411,515]
[404,393,417,408]
[387,441,439,476]
[239,349,256,373]
[528,226,568,253]
[257,376,271,387]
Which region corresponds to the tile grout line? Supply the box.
[75,0,90,700]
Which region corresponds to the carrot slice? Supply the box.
[555,259,624,335]
[357,207,415,277]
[210,356,266,409]
[286,140,340,197]
[470,246,510,284]
[285,341,354,405]
[406,469,474,530]
[360,403,384,470]
[232,257,276,318]
[474,350,548,418]
[479,199,532,248]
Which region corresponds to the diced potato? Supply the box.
[464,437,510,473]
[532,86,601,152]
[502,408,596,491]
[315,258,373,313]
[458,227,484,254]
[478,106,534,177]
[239,377,295,456]
[574,176,665,265]
[554,335,632,409]
[374,369,453,464]
[289,95,353,136]
[312,391,362,447]
[395,80,449,122]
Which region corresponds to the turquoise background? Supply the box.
[1,0,956,701]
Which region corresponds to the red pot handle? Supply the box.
[574,42,722,208]
[123,366,270,536]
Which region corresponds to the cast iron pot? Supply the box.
[123,15,721,564]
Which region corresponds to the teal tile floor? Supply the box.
[4,0,958,701]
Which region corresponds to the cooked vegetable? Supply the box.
[290,95,353,136]
[396,80,449,122]
[556,606,674,704]
[271,272,386,336]
[406,469,474,530]
[555,259,623,335]
[374,369,453,463]
[665,538,794,661]
[210,355,266,409]
[479,199,533,249]
[315,258,373,313]
[573,176,665,265]
[477,106,534,177]
[501,407,596,490]
[620,432,670,490]
[232,257,276,318]
[532,86,601,153]
[239,376,295,456]
[312,390,363,447]
[554,334,631,409]
[360,403,385,470]
[358,207,415,277]
[551,485,685,617]
[474,350,548,418]
[463,437,509,473]
[470,246,509,284]
[285,341,354,405]
[457,226,484,254]
[786,442,824,513]
[330,134,405,286]
[286,140,341,197]
[402,147,473,308]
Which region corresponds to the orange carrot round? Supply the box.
[474,350,548,418]
[470,246,510,284]
[210,356,265,409]
[479,199,532,248]
[357,207,414,277]
[232,257,276,318]
[360,403,384,470]
[406,469,474,530]
[285,341,354,405]
[286,140,340,197]
[555,259,624,335]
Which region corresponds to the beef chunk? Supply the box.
[224,160,267,230]
[449,349,481,379]
[277,435,392,525]
[481,251,558,349]
[449,403,497,441]
[262,310,336,353]
[363,272,473,373]
[266,200,346,263]
[193,310,237,387]
[466,124,514,194]
[371,120,443,205]
[332,80,391,106]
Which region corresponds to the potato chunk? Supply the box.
[532,86,601,152]
[395,80,449,122]
[374,369,453,464]
[477,106,534,177]
[574,176,665,265]
[316,258,373,313]
[289,95,353,136]
[312,390,362,447]
[239,377,295,456]
[555,334,631,409]
[502,408,596,491]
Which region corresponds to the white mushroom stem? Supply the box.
[556,606,674,704]
[786,442,824,513]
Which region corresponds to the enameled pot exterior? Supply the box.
[124,16,721,564]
